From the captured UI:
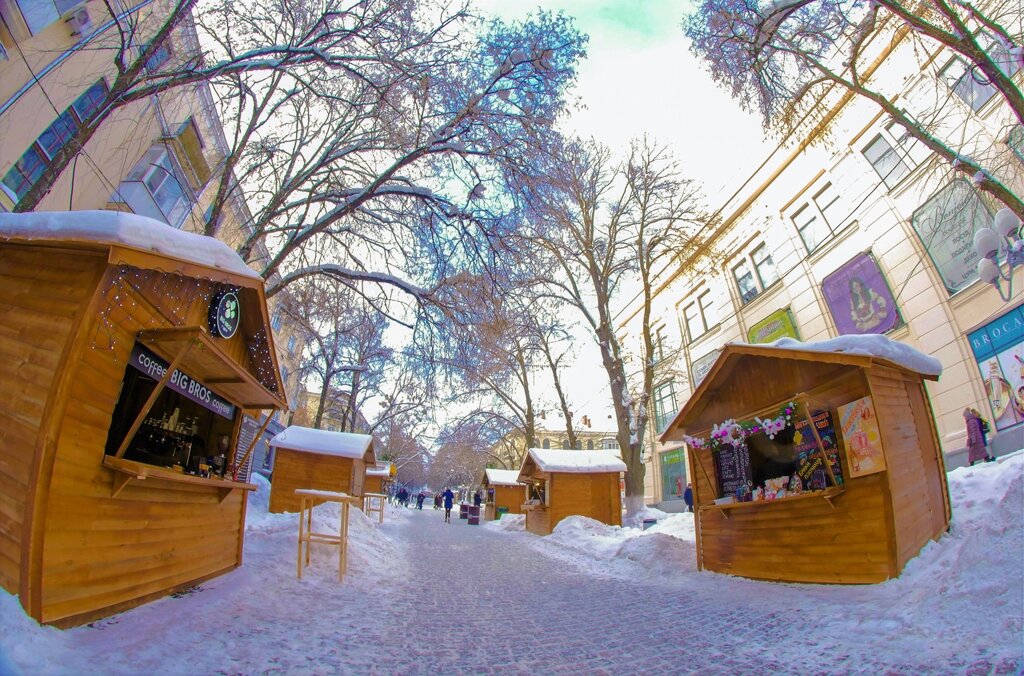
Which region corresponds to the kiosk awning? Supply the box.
[136,327,287,411]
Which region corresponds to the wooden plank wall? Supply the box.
[494,485,526,516]
[524,505,551,536]
[351,458,365,497]
[364,475,383,495]
[550,473,622,531]
[268,449,354,513]
[869,370,950,571]
[0,246,101,597]
[40,269,250,625]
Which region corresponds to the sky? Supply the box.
[468,0,776,427]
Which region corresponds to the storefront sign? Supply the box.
[747,308,800,344]
[208,290,241,339]
[821,252,900,335]
[659,448,686,500]
[128,342,236,419]
[910,179,992,293]
[691,349,720,387]
[966,305,1024,432]
[838,396,886,477]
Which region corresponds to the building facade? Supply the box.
[620,14,1023,507]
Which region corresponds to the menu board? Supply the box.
[714,442,752,498]
[794,409,844,490]
[838,397,886,477]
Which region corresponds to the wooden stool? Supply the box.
[362,492,387,524]
[295,489,360,581]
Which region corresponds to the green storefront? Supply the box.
[659,447,687,502]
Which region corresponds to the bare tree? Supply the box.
[684,0,1024,218]
[515,137,708,520]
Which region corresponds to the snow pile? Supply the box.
[524,448,626,473]
[762,334,943,376]
[0,592,80,676]
[482,514,525,532]
[269,425,372,459]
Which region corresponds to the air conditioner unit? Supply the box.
[63,6,94,38]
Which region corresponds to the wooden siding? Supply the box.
[269,448,355,513]
[697,474,893,583]
[38,268,251,625]
[492,485,526,518]
[364,475,384,495]
[0,246,101,598]
[869,370,950,571]
[526,473,622,535]
[524,505,551,536]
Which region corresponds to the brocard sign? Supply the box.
[209,290,240,339]
[129,342,236,419]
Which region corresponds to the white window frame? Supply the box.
[682,288,715,342]
[733,242,780,304]
[652,381,677,434]
[789,182,845,254]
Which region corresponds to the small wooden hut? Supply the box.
[660,337,951,584]
[480,468,526,521]
[267,427,375,513]
[363,463,391,495]
[517,449,626,536]
[0,211,287,627]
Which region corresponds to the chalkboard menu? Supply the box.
[714,442,752,498]
[795,409,844,489]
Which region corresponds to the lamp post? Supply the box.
[974,208,1024,302]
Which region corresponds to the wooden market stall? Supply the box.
[0,211,288,627]
[517,449,626,536]
[363,462,392,495]
[660,337,951,584]
[480,468,526,521]
[267,427,375,513]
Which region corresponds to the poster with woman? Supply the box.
[838,396,886,477]
[822,252,901,335]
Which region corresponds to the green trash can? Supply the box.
[495,507,509,520]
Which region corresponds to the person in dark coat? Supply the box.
[442,487,455,523]
[683,483,693,512]
[964,408,995,465]
[473,490,482,507]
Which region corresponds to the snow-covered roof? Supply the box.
[756,335,943,377]
[366,463,391,477]
[0,211,260,282]
[270,425,373,459]
[484,468,522,486]
[522,448,626,475]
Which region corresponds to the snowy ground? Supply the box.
[1,453,1021,675]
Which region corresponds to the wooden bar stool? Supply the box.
[362,492,387,524]
[295,489,361,581]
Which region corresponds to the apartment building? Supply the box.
[620,15,1023,507]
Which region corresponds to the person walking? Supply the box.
[442,487,455,523]
[416,492,425,510]
[964,407,995,465]
[683,482,693,512]
[473,490,482,508]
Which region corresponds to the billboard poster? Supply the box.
[966,305,1024,432]
[747,307,800,344]
[838,396,886,477]
[910,179,992,293]
[821,252,901,335]
[691,349,720,387]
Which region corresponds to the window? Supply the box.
[37,111,77,159]
[587,440,594,450]
[652,381,677,433]
[733,259,758,304]
[752,243,778,288]
[941,42,1020,112]
[1009,126,1024,164]
[542,439,550,449]
[652,326,666,363]
[601,438,617,450]
[732,243,780,304]
[862,120,925,189]
[145,41,173,72]
[561,440,570,450]
[790,182,844,253]
[2,146,46,200]
[287,335,297,354]
[271,312,283,332]
[9,0,83,35]
[682,289,715,341]
[71,80,109,124]
[141,147,188,225]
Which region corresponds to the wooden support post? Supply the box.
[114,339,195,458]
[233,413,274,480]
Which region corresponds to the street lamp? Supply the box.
[974,208,1024,302]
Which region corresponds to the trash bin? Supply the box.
[495,506,509,520]
[459,504,469,519]
[467,505,480,525]
[642,518,657,531]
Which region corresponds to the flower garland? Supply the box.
[683,402,797,453]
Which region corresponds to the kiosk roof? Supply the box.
[484,468,522,486]
[521,449,626,476]
[270,426,373,459]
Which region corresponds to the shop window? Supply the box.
[790,182,844,253]
[682,288,715,341]
[732,243,779,304]
[659,448,686,500]
[653,381,677,434]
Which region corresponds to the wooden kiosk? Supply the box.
[267,426,375,513]
[0,212,288,627]
[660,338,951,584]
[480,468,525,521]
[363,463,391,495]
[517,448,626,536]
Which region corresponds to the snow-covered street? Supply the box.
[2,454,1022,675]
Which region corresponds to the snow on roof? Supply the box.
[484,469,522,486]
[524,448,626,474]
[269,425,373,459]
[366,463,391,477]
[753,335,943,377]
[0,211,260,282]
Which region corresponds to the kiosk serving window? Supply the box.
[105,342,237,477]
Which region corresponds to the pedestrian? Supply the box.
[683,482,693,512]
[964,407,995,465]
[442,487,455,523]
[416,492,425,509]
[473,490,482,507]
[434,493,441,510]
